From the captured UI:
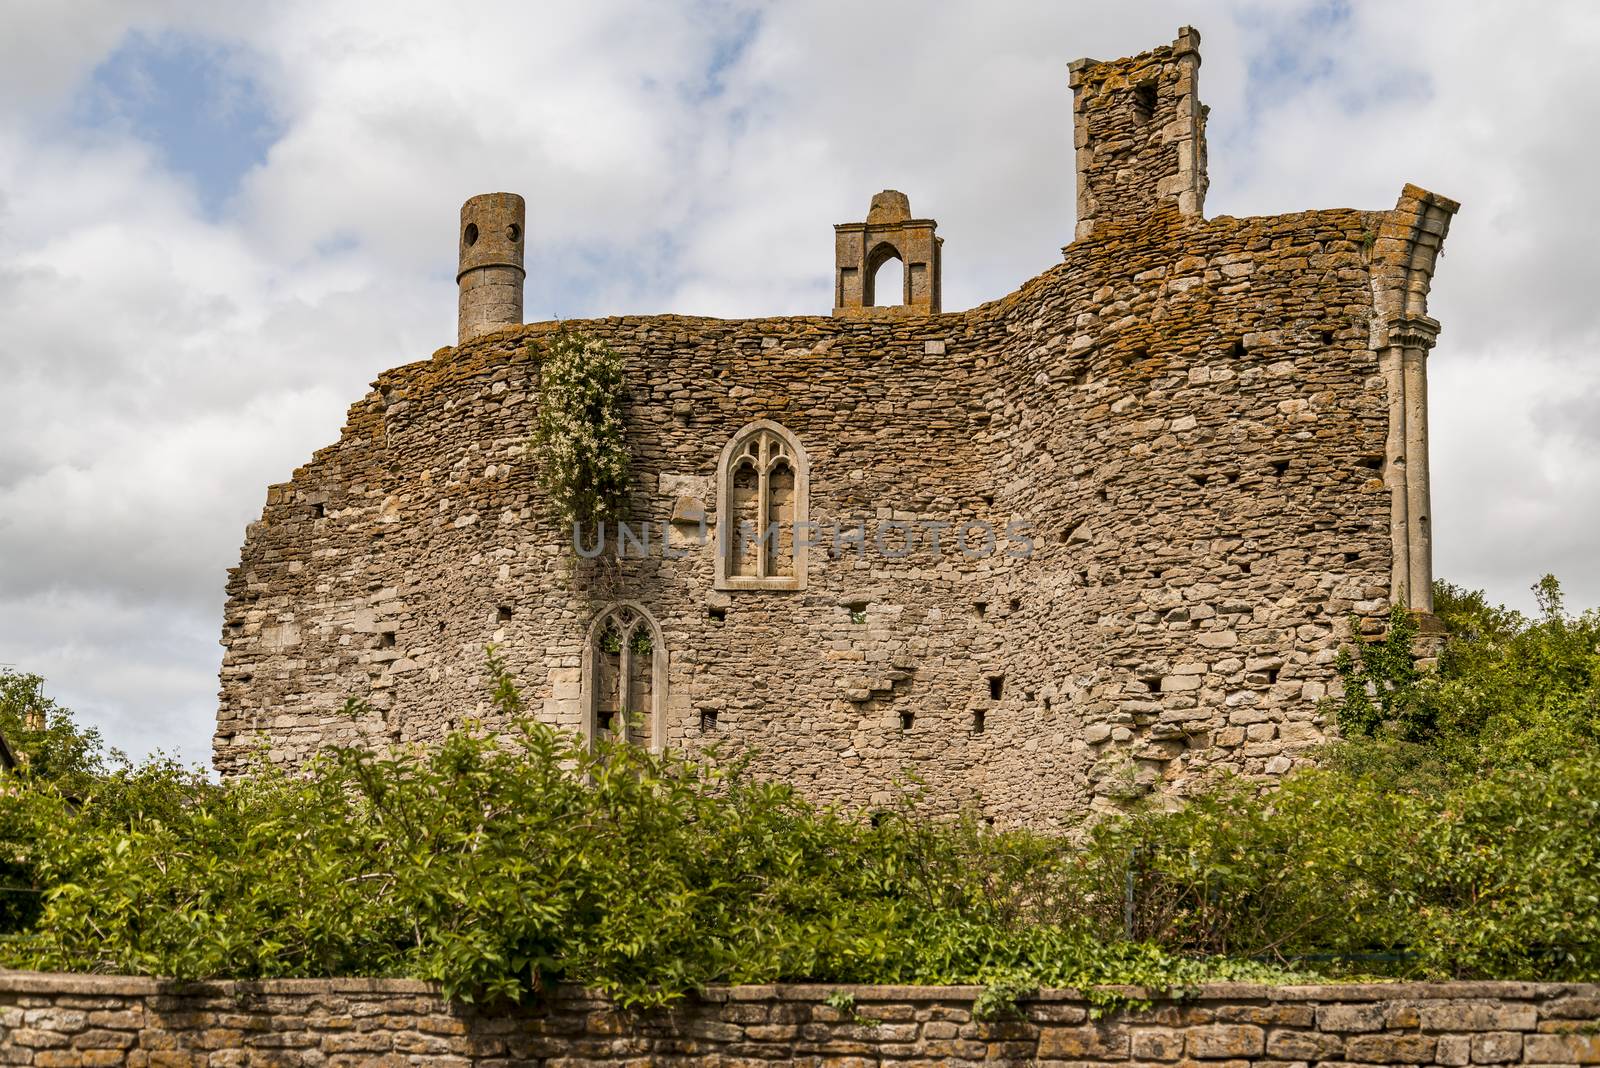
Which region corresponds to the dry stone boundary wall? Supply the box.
[3,973,1599,1066]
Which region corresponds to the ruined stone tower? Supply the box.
[456,192,525,344]
[217,28,1458,827]
[1069,25,1207,240]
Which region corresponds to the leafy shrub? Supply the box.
[1331,575,1600,780]
[0,669,111,789]
[1074,758,1600,979]
[3,577,1597,1001]
[0,656,1296,1006]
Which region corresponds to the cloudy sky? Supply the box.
[2,1,1597,764]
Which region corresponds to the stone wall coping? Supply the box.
[3,970,1594,1004]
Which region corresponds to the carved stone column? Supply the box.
[1381,315,1440,613]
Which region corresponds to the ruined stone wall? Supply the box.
[218,205,1402,826]
[215,28,1456,826]
[977,206,1396,812]
[5,972,1600,1066]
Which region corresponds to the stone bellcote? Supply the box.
[1069,26,1208,241]
[833,190,942,317]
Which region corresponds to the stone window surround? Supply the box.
[580,601,668,753]
[713,418,810,592]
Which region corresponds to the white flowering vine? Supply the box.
[530,331,631,537]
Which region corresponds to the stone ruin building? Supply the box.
[215,28,1459,826]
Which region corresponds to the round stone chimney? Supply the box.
[456,192,526,344]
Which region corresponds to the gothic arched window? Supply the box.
[714,420,809,591]
[582,602,666,752]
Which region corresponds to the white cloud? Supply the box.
[1,1,1597,763]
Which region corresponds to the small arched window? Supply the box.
[582,602,666,752]
[866,241,905,306]
[715,420,809,591]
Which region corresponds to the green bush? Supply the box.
[1331,576,1600,781]
[0,655,1292,1005]
[0,669,111,789]
[1076,758,1600,978]
[3,578,1597,1000]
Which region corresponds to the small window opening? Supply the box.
[973,708,986,734]
[847,602,869,625]
[1142,676,1161,694]
[437,621,446,634]
[1320,330,1335,346]
[700,708,718,732]
[463,223,479,247]
[313,503,325,519]
[982,493,995,507]
[870,811,887,828]
[1344,551,1361,563]
[1265,666,1281,684]
[1009,597,1021,613]
[378,633,396,649]
[1043,695,1053,711]
[1098,487,1111,502]
[1239,560,1253,575]
[988,675,1005,701]
[1192,473,1209,487]
[708,605,727,623]
[1230,339,1247,359]
[1359,455,1383,470]
[1270,459,1291,477]
[597,709,615,732]
[983,815,996,827]
[497,606,513,623]
[974,601,988,619]
[899,710,915,732]
[1132,81,1158,121]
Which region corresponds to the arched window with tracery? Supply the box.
[715,420,809,591]
[582,602,666,752]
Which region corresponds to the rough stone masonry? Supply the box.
[214,27,1460,827]
[4,973,1599,1067]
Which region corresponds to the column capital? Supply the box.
[1383,315,1440,350]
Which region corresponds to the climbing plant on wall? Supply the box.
[530,331,631,538]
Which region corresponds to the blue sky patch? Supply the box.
[75,31,282,217]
